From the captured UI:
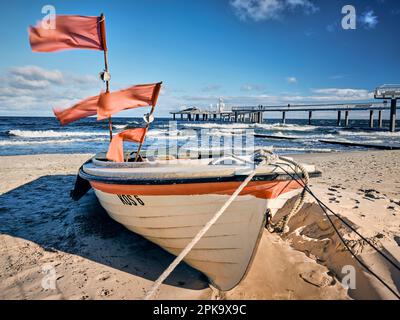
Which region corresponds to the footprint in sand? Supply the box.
[299,271,335,288]
[360,189,385,201]
[96,272,111,282]
[390,199,400,207]
[99,288,114,297]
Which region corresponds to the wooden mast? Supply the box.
[99,13,112,142]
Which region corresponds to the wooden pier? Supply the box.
[170,101,399,132]
[171,107,235,122]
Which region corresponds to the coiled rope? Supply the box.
[144,150,294,300]
[259,150,310,234]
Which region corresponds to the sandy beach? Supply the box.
[0,151,399,300]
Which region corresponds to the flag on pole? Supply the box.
[53,82,162,125]
[53,95,98,125]
[106,128,148,162]
[29,15,106,52]
[97,82,162,120]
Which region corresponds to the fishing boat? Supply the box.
[28,12,322,293]
[74,151,321,291]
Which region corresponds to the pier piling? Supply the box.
[282,111,286,124]
[378,110,383,128]
[337,111,342,126]
[308,111,312,125]
[345,110,349,127]
[369,110,374,128]
[258,112,263,124]
[390,99,397,132]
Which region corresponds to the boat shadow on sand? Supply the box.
[0,174,209,291]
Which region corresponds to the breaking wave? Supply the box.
[182,122,319,132]
[7,130,108,138]
[0,137,106,146]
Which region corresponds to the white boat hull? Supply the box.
[76,155,320,291]
[92,187,301,291]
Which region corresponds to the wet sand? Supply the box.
[0,151,399,300]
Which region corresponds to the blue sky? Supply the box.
[0,0,399,117]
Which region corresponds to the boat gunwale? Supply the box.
[79,166,321,185]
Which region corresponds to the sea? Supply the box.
[0,116,399,156]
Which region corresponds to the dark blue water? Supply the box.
[0,116,399,156]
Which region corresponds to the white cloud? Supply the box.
[230,0,283,21]
[7,65,64,90]
[240,83,265,92]
[0,65,102,116]
[287,76,297,84]
[359,10,378,29]
[0,66,373,118]
[230,0,318,22]
[286,0,318,14]
[9,66,64,84]
[310,88,373,100]
[175,87,373,109]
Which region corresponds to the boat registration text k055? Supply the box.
[117,194,145,206]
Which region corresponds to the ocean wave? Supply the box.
[338,130,400,137]
[113,125,127,130]
[148,135,196,140]
[254,123,318,132]
[208,129,248,137]
[274,147,334,153]
[181,123,252,130]
[181,122,319,132]
[0,137,106,146]
[8,129,108,138]
[180,146,271,153]
[146,129,168,136]
[147,129,197,138]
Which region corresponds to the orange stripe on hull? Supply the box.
[90,180,301,200]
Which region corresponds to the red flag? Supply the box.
[29,15,106,52]
[106,128,148,162]
[53,82,162,125]
[53,95,98,125]
[97,82,162,120]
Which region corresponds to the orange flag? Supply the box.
[53,82,162,125]
[106,128,148,162]
[53,95,98,125]
[97,82,162,120]
[29,15,106,52]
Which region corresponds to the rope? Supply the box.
[259,150,310,234]
[277,162,400,273]
[274,163,400,299]
[143,157,271,300]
